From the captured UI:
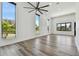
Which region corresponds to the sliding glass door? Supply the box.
[2,2,16,39]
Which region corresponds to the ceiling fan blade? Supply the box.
[27,2,36,8]
[24,7,34,9]
[36,2,40,8]
[39,9,48,12]
[38,10,43,14]
[39,4,49,8]
[28,10,35,13]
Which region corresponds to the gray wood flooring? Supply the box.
[0,35,79,56]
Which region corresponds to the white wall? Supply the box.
[16,2,35,40]
[40,15,48,35]
[51,13,75,35]
[75,3,79,51]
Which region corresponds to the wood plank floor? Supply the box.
[0,34,79,56]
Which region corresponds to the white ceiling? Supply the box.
[17,2,78,18]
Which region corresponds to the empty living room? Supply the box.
[0,0,79,58]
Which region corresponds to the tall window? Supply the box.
[2,2,16,39]
[35,14,40,33]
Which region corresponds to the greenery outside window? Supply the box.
[2,2,16,39]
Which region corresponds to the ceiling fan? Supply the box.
[24,2,49,14]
